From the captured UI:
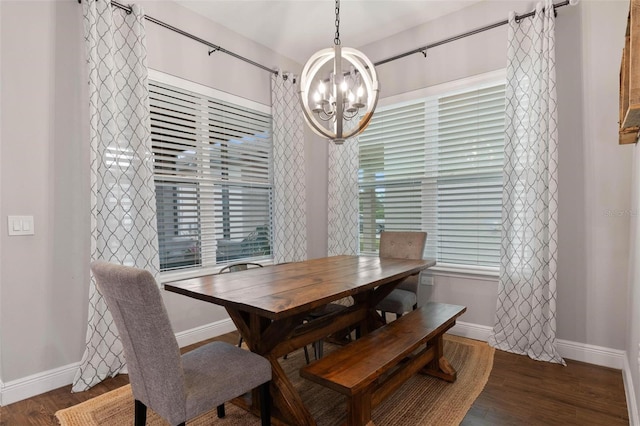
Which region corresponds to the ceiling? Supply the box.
[176,1,486,64]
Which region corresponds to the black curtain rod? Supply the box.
[99,0,279,75]
[374,0,571,67]
[82,0,571,74]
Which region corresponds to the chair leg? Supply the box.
[217,404,225,418]
[134,400,147,426]
[237,336,243,348]
[303,345,310,364]
[396,312,403,320]
[259,382,271,426]
[313,340,324,360]
[380,311,388,324]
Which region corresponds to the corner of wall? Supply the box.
[624,353,640,426]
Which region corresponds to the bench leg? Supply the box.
[421,334,457,382]
[346,391,375,426]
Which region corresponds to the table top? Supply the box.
[164,255,435,320]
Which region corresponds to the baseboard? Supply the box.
[448,320,493,341]
[556,338,625,369]
[175,318,236,348]
[623,354,640,426]
[0,318,237,406]
[448,321,626,370]
[1,362,81,406]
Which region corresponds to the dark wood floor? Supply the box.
[0,332,629,425]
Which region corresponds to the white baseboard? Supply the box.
[449,321,493,341]
[175,318,236,348]
[0,318,237,407]
[1,362,81,407]
[448,321,626,370]
[623,354,640,426]
[556,338,625,370]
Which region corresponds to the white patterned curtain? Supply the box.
[271,73,307,263]
[488,0,564,365]
[72,0,159,392]
[328,135,359,256]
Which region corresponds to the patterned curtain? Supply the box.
[328,135,359,256]
[72,0,159,392]
[488,0,565,365]
[271,73,307,263]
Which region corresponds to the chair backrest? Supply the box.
[379,231,427,294]
[90,261,186,424]
[218,262,264,274]
[379,231,427,260]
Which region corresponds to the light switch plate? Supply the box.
[8,216,35,236]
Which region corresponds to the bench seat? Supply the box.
[300,302,466,426]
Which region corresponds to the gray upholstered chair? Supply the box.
[376,231,427,322]
[90,261,272,426]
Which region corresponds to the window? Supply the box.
[149,71,273,272]
[358,75,505,270]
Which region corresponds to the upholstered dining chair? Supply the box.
[376,231,427,322]
[90,261,272,426]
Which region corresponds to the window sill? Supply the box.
[159,259,275,285]
[424,263,499,282]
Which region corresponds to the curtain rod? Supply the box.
[81,0,279,75]
[374,0,571,67]
[82,0,572,74]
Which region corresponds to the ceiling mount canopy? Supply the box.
[298,0,380,144]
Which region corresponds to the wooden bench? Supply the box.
[299,302,467,426]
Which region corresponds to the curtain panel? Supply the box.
[271,73,307,263]
[488,0,565,365]
[328,136,360,256]
[73,0,160,392]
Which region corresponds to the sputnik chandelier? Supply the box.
[298,0,380,144]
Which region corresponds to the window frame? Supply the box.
[148,70,275,283]
[359,69,507,278]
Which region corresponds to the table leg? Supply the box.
[421,334,457,382]
[227,308,317,426]
[269,355,316,426]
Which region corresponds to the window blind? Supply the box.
[358,82,505,269]
[149,80,273,271]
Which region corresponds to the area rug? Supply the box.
[56,334,493,426]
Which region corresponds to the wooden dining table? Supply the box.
[164,255,436,426]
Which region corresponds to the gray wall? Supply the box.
[0,0,634,405]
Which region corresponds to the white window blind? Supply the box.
[149,78,273,272]
[358,80,505,269]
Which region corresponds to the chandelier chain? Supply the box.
[334,0,341,45]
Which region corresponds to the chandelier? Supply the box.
[298,0,380,144]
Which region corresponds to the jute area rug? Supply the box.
[56,335,494,426]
